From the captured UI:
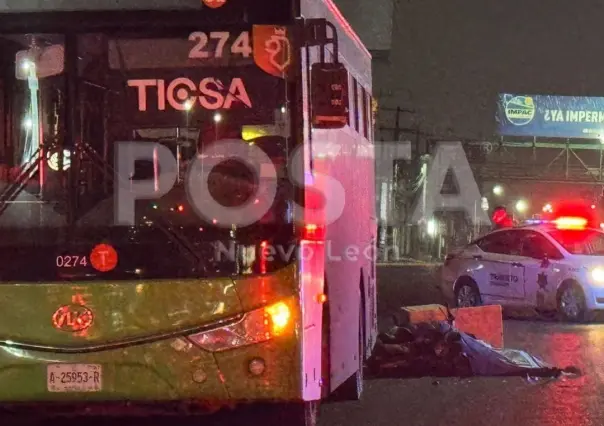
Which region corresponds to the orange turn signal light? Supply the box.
[265,302,291,336]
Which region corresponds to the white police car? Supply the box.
[441,216,604,322]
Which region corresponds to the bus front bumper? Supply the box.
[0,333,301,410]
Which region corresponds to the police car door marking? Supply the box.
[489,273,519,287]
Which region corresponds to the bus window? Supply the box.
[0,29,295,268]
[1,34,66,203]
[352,76,359,132]
[365,92,371,140]
[361,86,368,139]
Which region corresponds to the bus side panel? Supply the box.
[300,0,376,393]
[297,25,326,401]
[300,0,371,87]
[314,124,373,391]
[299,240,326,401]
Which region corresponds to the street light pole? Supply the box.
[214,112,222,141]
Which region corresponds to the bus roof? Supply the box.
[0,0,204,12]
[301,0,371,89]
[322,0,370,59]
[0,0,370,60]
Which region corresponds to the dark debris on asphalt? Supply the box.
[367,308,582,381]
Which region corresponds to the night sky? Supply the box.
[378,0,604,140]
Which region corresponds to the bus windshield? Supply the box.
[0,29,295,281]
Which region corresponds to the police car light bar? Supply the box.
[553,216,588,230]
[524,219,545,225]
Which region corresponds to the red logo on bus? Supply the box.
[253,25,293,78]
[52,305,94,332]
[90,244,118,272]
[202,0,227,8]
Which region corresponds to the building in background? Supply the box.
[335,0,418,262]
[334,1,604,263]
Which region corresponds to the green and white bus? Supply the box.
[0,0,376,424]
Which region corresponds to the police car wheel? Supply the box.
[557,283,587,322]
[455,282,481,308]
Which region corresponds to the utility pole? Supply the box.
[386,106,416,260]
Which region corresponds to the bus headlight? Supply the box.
[187,301,292,352]
[591,268,604,283]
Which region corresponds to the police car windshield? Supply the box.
[548,229,604,255]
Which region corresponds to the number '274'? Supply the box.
[188,31,252,59]
[56,256,87,267]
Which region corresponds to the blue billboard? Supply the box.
[496,94,604,139]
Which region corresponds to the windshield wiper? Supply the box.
[78,142,208,274]
[76,40,208,273]
[0,147,44,217]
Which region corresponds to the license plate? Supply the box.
[47,364,102,392]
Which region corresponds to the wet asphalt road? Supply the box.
[321,264,604,426]
[8,265,604,426]
[322,319,602,426]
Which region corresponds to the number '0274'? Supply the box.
[56,256,88,267]
[188,31,252,59]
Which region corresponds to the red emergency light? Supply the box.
[553,216,588,230]
[548,200,598,229]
